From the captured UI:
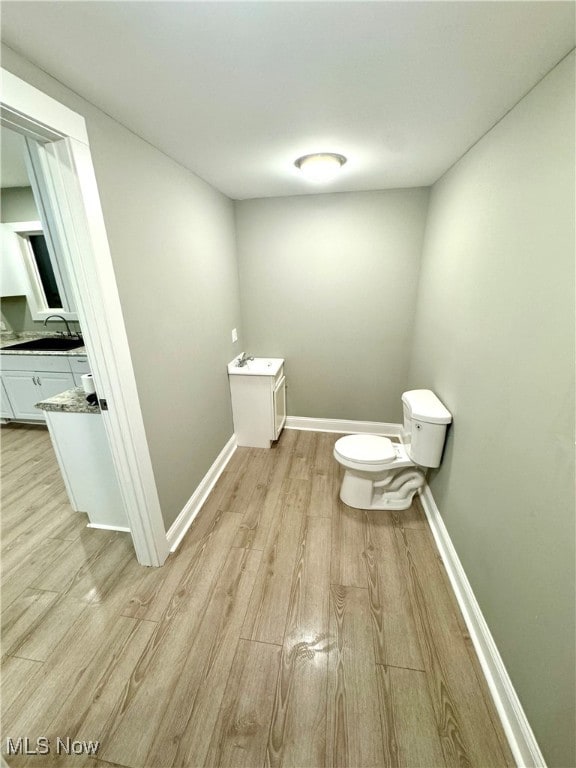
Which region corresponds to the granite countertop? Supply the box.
[36,387,100,415]
[1,331,86,356]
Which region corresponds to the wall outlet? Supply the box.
[231,328,238,343]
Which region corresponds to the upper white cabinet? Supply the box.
[0,224,28,297]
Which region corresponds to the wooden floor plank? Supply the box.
[118,497,238,621]
[308,468,335,519]
[5,592,87,663]
[392,494,429,530]
[1,588,58,656]
[267,515,332,768]
[219,448,274,515]
[0,654,43,712]
[147,548,262,768]
[231,450,275,549]
[233,442,293,551]
[42,613,157,750]
[376,663,446,767]
[95,512,242,767]
[241,478,310,645]
[326,585,385,768]
[287,430,316,481]
[205,639,281,768]
[30,528,116,595]
[1,537,74,610]
[2,609,146,743]
[331,502,368,588]
[364,510,425,670]
[398,526,515,767]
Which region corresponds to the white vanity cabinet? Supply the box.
[1,354,76,421]
[228,357,286,448]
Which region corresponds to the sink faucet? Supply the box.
[43,314,76,338]
[236,352,254,367]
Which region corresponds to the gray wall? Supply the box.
[2,45,243,530]
[0,186,38,222]
[409,53,575,767]
[235,189,429,422]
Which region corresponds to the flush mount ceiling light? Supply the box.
[294,152,347,182]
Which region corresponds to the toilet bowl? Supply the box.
[333,390,452,511]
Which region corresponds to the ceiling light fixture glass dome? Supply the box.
[294,152,347,182]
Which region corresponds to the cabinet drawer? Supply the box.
[1,354,72,374]
[69,356,91,375]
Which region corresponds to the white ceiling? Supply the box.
[1,2,574,200]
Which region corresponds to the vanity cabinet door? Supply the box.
[273,375,287,439]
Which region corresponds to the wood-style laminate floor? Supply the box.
[1,424,515,768]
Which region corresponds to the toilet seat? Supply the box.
[334,434,400,472]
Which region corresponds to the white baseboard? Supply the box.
[166,434,237,553]
[87,523,131,533]
[419,485,546,768]
[285,415,402,436]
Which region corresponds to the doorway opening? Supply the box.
[1,68,168,566]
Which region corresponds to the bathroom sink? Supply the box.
[227,357,284,376]
[3,337,84,352]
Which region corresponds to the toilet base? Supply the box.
[339,467,425,511]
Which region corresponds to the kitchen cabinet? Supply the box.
[1,353,77,422]
[0,224,27,297]
[228,356,286,448]
[1,380,15,419]
[68,355,91,386]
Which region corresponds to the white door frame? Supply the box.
[1,68,169,566]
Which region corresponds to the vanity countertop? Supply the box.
[36,387,100,415]
[227,356,284,376]
[0,332,86,356]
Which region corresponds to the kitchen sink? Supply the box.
[3,337,84,352]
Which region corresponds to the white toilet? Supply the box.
[333,389,452,511]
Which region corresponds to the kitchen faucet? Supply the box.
[43,314,79,339]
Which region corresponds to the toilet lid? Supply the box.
[334,434,397,465]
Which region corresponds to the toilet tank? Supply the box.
[402,389,452,468]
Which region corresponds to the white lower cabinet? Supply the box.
[1,379,15,419]
[2,370,75,420]
[0,353,82,421]
[44,410,128,530]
